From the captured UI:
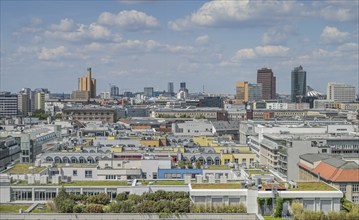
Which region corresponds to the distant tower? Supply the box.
[167,82,174,94]
[180,82,186,91]
[291,65,307,102]
[78,67,96,98]
[110,85,119,97]
[257,67,276,100]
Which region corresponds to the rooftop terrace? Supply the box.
[3,164,46,174]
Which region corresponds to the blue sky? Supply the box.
[1,0,358,95]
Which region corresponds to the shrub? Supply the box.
[86,204,104,213]
[298,210,325,220]
[291,201,303,217]
[274,197,284,217]
[46,200,56,212]
[115,192,128,202]
[73,204,86,213]
[95,193,110,205]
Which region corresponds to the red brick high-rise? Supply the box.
[257,68,276,100]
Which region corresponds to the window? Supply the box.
[106,175,116,180]
[234,159,239,163]
[339,184,346,192]
[322,149,327,153]
[152,172,157,179]
[85,170,92,178]
[242,158,247,164]
[353,184,359,192]
[73,170,78,176]
[352,196,359,204]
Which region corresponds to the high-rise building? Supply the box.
[0,92,18,117]
[327,83,356,102]
[248,83,263,102]
[167,82,174,94]
[110,85,119,97]
[34,92,45,111]
[19,88,34,114]
[78,67,96,98]
[291,65,307,102]
[180,82,186,90]
[236,81,249,103]
[257,68,276,100]
[144,87,154,97]
[17,93,29,116]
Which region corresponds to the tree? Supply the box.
[32,109,49,120]
[178,160,186,169]
[86,204,104,213]
[116,192,128,202]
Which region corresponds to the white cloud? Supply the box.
[169,0,306,31]
[320,26,350,43]
[51,18,76,31]
[262,26,297,45]
[320,5,358,22]
[195,35,209,44]
[98,10,159,30]
[255,45,290,56]
[233,48,256,60]
[37,46,70,60]
[45,22,111,41]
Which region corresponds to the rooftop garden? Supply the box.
[191,183,241,189]
[141,180,185,186]
[205,165,230,170]
[0,204,30,213]
[245,169,270,175]
[4,163,45,174]
[288,182,337,191]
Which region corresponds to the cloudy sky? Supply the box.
[1,0,358,95]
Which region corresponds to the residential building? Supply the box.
[17,93,29,116]
[152,107,220,120]
[291,65,307,102]
[298,154,359,204]
[62,107,117,122]
[0,137,20,171]
[327,82,356,102]
[257,68,276,100]
[0,92,18,117]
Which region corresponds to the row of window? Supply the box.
[339,184,359,192]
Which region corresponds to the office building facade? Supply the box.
[248,83,263,102]
[236,81,248,103]
[257,68,276,100]
[327,83,356,102]
[291,65,307,102]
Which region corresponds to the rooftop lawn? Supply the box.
[191,183,241,189]
[289,182,337,191]
[31,204,54,213]
[4,164,45,174]
[245,169,270,175]
[263,216,283,220]
[205,165,231,170]
[0,204,30,213]
[141,180,185,185]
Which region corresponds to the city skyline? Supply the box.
[1,0,358,94]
